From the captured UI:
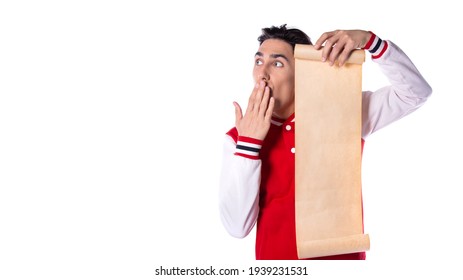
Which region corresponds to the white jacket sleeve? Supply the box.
[362,39,432,139]
[219,135,261,238]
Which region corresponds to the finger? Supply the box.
[258,86,271,117]
[252,81,266,115]
[337,41,355,67]
[321,39,337,63]
[246,82,260,115]
[233,101,243,124]
[264,97,275,123]
[338,45,352,67]
[319,31,340,61]
[328,42,346,66]
[314,31,335,49]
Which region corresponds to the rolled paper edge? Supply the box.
[297,234,370,259]
[294,44,365,65]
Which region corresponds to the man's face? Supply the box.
[253,39,295,119]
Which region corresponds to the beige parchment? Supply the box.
[294,44,370,259]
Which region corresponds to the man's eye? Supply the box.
[255,60,263,66]
[275,61,283,67]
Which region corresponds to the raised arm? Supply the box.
[360,33,432,138]
[219,81,274,238]
[314,30,432,138]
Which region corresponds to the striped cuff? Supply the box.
[234,136,263,160]
[363,31,388,59]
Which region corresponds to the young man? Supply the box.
[219,25,432,260]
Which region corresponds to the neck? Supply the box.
[273,105,294,120]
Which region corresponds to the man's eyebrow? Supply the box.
[271,54,289,62]
[254,52,290,62]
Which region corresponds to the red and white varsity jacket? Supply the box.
[219,33,432,260]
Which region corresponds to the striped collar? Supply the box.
[271,113,295,126]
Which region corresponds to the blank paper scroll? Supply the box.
[294,44,370,259]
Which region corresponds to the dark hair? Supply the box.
[257,24,312,49]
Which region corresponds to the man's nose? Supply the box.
[257,71,269,82]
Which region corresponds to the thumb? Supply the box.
[233,101,242,124]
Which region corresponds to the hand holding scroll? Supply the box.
[233,81,275,140]
[314,30,371,67]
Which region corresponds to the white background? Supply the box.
[0,1,461,279]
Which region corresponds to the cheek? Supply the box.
[286,71,295,84]
[284,74,295,93]
[276,73,295,93]
[252,68,259,82]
